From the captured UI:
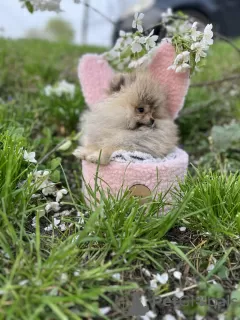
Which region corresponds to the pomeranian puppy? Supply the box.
[74,71,178,165]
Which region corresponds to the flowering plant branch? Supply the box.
[104,9,214,75]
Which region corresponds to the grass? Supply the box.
[0,37,240,319]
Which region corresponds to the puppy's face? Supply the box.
[127,99,155,129]
[108,72,169,130]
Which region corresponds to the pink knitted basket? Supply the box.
[77,41,190,200]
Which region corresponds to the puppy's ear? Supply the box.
[148,41,190,119]
[78,54,115,107]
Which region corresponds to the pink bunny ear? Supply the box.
[149,41,190,118]
[78,54,115,108]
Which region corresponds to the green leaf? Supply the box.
[57,140,72,151]
[25,1,34,13]
[50,170,60,183]
[50,157,61,170]
[231,289,240,302]
[207,283,224,298]
[217,265,229,279]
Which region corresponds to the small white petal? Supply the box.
[53,218,60,226]
[119,30,125,37]
[141,310,156,319]
[60,223,67,231]
[100,307,111,315]
[155,272,168,284]
[175,288,184,298]
[19,280,29,286]
[179,227,186,232]
[173,271,182,280]
[45,202,60,213]
[140,295,147,307]
[60,273,68,283]
[142,268,151,277]
[137,24,143,33]
[44,224,53,232]
[112,273,121,281]
[150,279,158,289]
[207,264,215,272]
[163,315,176,320]
[175,309,186,319]
[131,42,143,53]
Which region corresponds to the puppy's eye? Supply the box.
[137,107,144,113]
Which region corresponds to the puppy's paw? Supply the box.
[86,151,111,165]
[72,146,87,160]
[86,151,101,163]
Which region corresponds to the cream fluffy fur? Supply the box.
[74,71,178,165]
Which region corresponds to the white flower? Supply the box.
[44,224,53,232]
[77,211,85,225]
[44,80,75,99]
[119,30,133,46]
[142,268,151,277]
[19,279,29,286]
[163,315,176,320]
[175,309,185,319]
[141,295,147,307]
[73,270,80,276]
[173,271,182,280]
[202,24,213,46]
[191,22,201,41]
[117,57,131,70]
[42,183,56,196]
[56,189,68,202]
[131,35,146,53]
[24,150,37,163]
[112,273,121,281]
[145,30,158,51]
[113,37,124,50]
[179,226,187,232]
[207,264,215,272]
[53,218,60,225]
[31,216,36,227]
[191,42,207,63]
[161,8,173,24]
[60,273,68,283]
[175,288,184,298]
[155,272,168,284]
[33,170,50,179]
[27,0,62,12]
[150,279,158,289]
[128,54,149,68]
[132,12,144,32]
[141,310,156,320]
[60,223,67,231]
[45,202,60,213]
[168,51,190,73]
[100,307,111,316]
[44,85,53,96]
